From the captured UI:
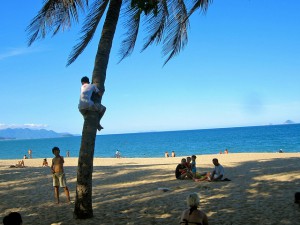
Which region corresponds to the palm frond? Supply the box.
[187,0,212,19]
[67,0,109,66]
[26,0,88,46]
[118,3,141,63]
[141,0,169,51]
[162,0,189,65]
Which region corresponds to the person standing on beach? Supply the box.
[171,151,176,157]
[28,149,32,158]
[115,150,121,158]
[51,146,70,204]
[191,155,197,178]
[79,76,106,131]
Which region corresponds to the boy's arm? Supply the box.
[51,159,55,173]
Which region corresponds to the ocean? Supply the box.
[0,124,299,159]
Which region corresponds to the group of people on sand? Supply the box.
[175,156,229,224]
[175,156,228,182]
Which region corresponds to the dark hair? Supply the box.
[52,146,60,154]
[81,76,89,83]
[3,212,22,225]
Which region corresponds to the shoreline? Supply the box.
[1,152,300,167]
[1,153,300,224]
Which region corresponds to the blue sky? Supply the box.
[0,0,299,135]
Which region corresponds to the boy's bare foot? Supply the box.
[97,124,104,131]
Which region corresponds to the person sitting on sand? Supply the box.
[175,158,193,180]
[186,156,192,170]
[194,158,224,182]
[3,212,23,225]
[180,192,208,225]
[42,158,49,167]
[51,146,70,204]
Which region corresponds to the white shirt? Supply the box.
[214,164,224,177]
[78,83,99,109]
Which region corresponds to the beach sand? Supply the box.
[1,153,300,225]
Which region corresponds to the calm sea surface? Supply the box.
[0,124,299,159]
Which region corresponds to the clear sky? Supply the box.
[0,0,299,135]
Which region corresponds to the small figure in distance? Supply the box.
[66,150,70,157]
[3,212,23,225]
[28,149,32,158]
[194,158,225,182]
[23,155,28,159]
[115,150,121,158]
[224,149,228,154]
[219,150,222,154]
[165,151,169,158]
[175,158,193,180]
[51,147,70,204]
[42,158,49,167]
[171,151,176,157]
[180,193,208,225]
[78,76,106,131]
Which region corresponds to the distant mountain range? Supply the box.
[0,128,73,140]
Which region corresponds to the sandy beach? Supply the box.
[1,153,300,225]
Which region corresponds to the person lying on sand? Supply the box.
[180,192,208,225]
[194,158,224,182]
[9,160,25,168]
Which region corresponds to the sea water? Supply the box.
[0,124,299,159]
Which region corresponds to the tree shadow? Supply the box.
[1,157,300,225]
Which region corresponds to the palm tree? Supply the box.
[27,0,212,219]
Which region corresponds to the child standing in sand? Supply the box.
[191,155,197,178]
[51,147,70,204]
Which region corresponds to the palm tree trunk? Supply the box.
[74,0,122,219]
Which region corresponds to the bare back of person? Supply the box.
[180,208,208,225]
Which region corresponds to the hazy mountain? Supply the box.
[0,128,73,140]
[284,120,295,124]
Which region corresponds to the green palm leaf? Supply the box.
[67,0,109,66]
[118,2,141,63]
[141,0,169,51]
[26,0,88,46]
